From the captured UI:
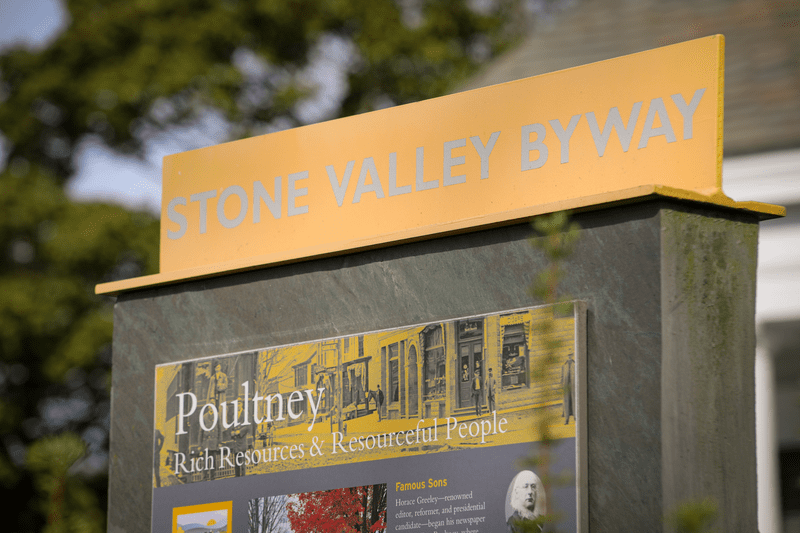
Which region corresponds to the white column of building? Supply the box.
[756,341,782,533]
[724,148,800,533]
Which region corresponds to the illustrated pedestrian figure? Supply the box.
[231,403,249,477]
[202,398,219,440]
[213,363,228,441]
[561,353,575,424]
[201,399,219,481]
[213,363,228,404]
[376,385,385,422]
[258,419,273,447]
[316,374,327,410]
[486,368,496,413]
[154,429,164,488]
[353,363,365,411]
[471,370,483,417]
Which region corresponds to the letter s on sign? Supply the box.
[167,196,188,239]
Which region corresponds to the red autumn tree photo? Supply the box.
[287,484,387,533]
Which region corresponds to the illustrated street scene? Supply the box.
[154,304,578,487]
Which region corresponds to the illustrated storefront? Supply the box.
[377,307,574,422]
[420,324,446,418]
[341,355,373,417]
[377,326,424,421]
[456,318,484,411]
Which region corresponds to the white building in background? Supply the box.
[725,148,800,533]
[461,1,800,531]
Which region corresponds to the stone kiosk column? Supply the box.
[99,36,783,533]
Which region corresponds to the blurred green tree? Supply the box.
[0,0,526,181]
[0,165,159,532]
[0,0,527,530]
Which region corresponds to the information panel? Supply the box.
[153,303,586,532]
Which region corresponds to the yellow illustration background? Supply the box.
[153,304,578,488]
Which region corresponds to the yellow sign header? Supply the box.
[96,35,780,295]
[160,36,723,273]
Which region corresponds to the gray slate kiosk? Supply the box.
[100,36,783,532]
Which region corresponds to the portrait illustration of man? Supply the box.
[505,470,546,532]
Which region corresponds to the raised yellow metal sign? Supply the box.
[161,36,723,272]
[95,35,782,295]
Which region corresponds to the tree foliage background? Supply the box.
[287,484,387,533]
[0,0,534,530]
